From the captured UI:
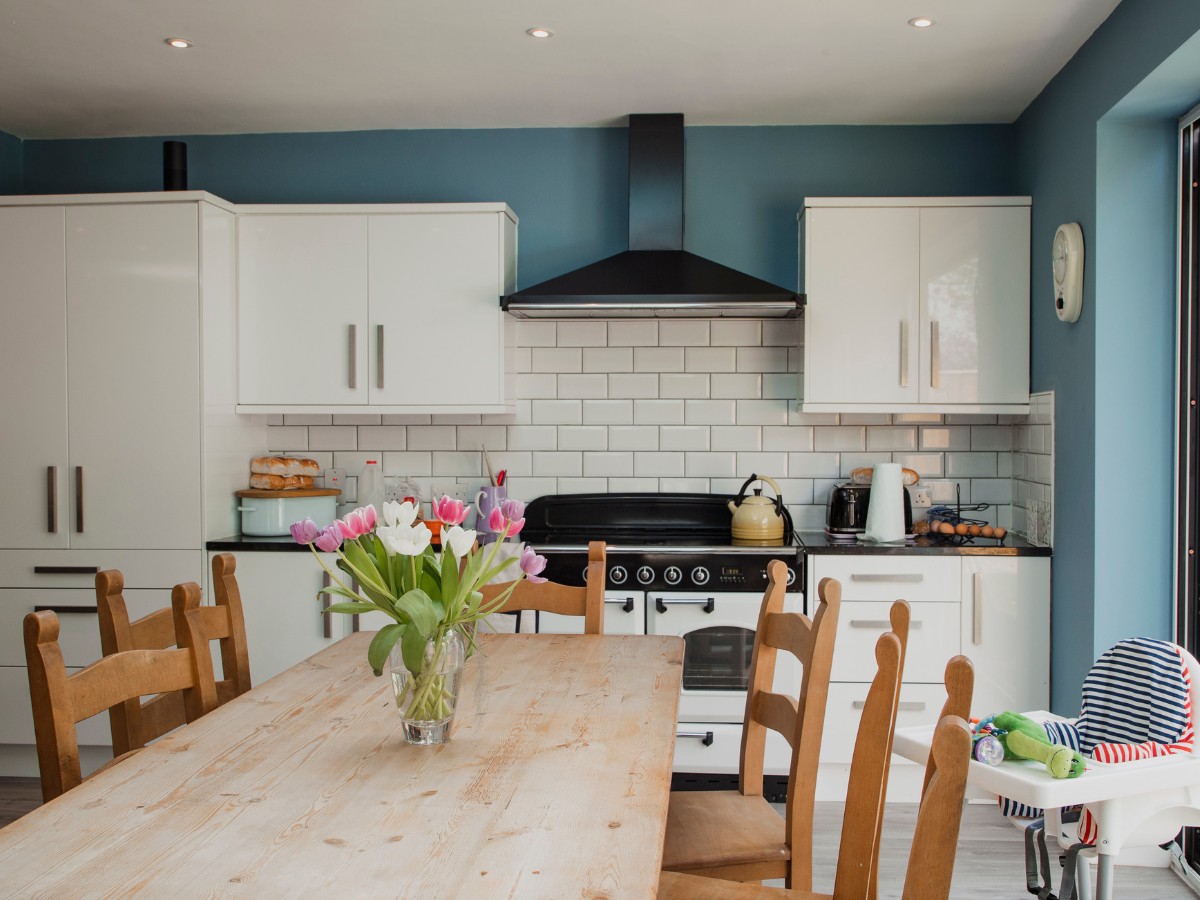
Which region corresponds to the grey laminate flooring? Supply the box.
[0,778,1190,897]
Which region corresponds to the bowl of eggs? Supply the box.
[916,505,1006,543]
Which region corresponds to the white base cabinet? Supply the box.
[808,552,1050,801]
[800,197,1031,414]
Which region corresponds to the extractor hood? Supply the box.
[501,114,803,319]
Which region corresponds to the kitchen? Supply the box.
[1,0,1198,896]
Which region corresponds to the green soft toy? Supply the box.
[993,711,1086,778]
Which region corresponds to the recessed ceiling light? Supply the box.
[165,37,193,48]
[526,27,553,39]
[907,17,935,28]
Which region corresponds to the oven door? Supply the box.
[536,592,645,635]
[647,590,800,723]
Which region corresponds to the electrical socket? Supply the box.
[384,478,403,503]
[322,467,346,491]
[909,486,932,508]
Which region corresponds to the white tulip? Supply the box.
[444,526,477,559]
[376,522,432,556]
[382,499,418,528]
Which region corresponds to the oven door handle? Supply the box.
[605,597,636,613]
[656,597,715,614]
[676,730,715,746]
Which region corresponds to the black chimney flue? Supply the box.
[163,141,187,191]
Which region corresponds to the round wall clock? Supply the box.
[1052,222,1084,323]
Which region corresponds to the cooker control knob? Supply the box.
[785,567,796,586]
[664,566,682,585]
[691,566,710,586]
[637,566,655,585]
[609,565,628,585]
[581,566,589,583]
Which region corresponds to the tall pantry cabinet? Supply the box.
[0,193,265,777]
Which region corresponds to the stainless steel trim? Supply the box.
[348,324,357,390]
[655,597,715,614]
[75,466,83,533]
[973,572,983,645]
[604,597,636,613]
[676,730,715,746]
[931,320,941,388]
[900,320,909,387]
[47,466,57,534]
[853,700,926,712]
[322,572,333,639]
[377,324,385,390]
[849,573,923,583]
[850,619,922,630]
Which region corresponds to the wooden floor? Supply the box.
[0,778,1191,897]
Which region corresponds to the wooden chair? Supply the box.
[25,583,218,802]
[659,639,973,900]
[95,558,251,756]
[479,540,606,634]
[660,564,842,889]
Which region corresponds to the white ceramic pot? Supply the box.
[237,494,338,536]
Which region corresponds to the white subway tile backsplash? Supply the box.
[608,321,658,346]
[686,347,737,373]
[893,453,943,478]
[971,426,1014,451]
[431,414,482,426]
[407,426,457,451]
[685,451,737,478]
[867,426,917,451]
[557,477,609,494]
[531,400,582,425]
[775,478,815,504]
[919,427,971,451]
[660,478,711,493]
[892,413,943,424]
[582,399,634,425]
[583,347,633,373]
[947,414,998,425]
[532,348,582,374]
[609,478,661,492]
[712,373,763,399]
[508,425,559,451]
[284,414,332,426]
[971,478,1013,505]
[736,399,789,426]
[333,414,381,425]
[609,373,659,399]
[514,347,532,373]
[711,426,761,452]
[383,414,432,425]
[711,320,761,347]
[1036,454,1053,485]
[997,452,1013,478]
[456,425,507,452]
[558,374,609,399]
[839,452,894,476]
[266,426,309,451]
[763,426,813,452]
[761,319,800,347]
[310,425,357,451]
[516,373,558,399]
[660,374,710,399]
[357,426,407,451]
[515,320,556,347]
[662,425,712,451]
[736,347,788,373]
[432,451,481,477]
[556,321,607,347]
[659,321,710,346]
[840,414,891,425]
[636,399,685,425]
[584,452,634,478]
[634,347,686,373]
[609,425,660,451]
[558,425,608,451]
[685,399,737,426]
[814,426,865,452]
[763,375,796,400]
[634,452,686,478]
[488,451,533,477]
[736,452,788,475]
[506,476,559,498]
[1029,425,1047,455]
[789,412,839,426]
[789,452,841,477]
[259,414,284,426]
[531,451,583,477]
[381,451,432,477]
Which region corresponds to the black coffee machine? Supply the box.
[826,482,913,536]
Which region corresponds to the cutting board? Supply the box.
[235,488,342,499]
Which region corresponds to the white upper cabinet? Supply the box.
[236,204,517,414]
[800,197,1030,414]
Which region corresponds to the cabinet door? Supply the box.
[803,207,920,405]
[212,552,348,685]
[919,206,1030,404]
[238,215,369,405]
[0,207,69,549]
[368,213,504,407]
[66,204,202,550]
[961,557,1050,716]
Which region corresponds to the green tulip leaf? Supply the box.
[324,601,381,615]
[394,588,439,637]
[367,623,405,676]
[400,622,429,675]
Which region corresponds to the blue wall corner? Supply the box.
[0,130,22,193]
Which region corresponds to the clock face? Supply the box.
[1052,230,1068,284]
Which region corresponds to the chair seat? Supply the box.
[661,790,789,877]
[659,870,829,899]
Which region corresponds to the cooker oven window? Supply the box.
[681,626,755,692]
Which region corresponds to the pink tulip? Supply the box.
[313,523,344,552]
[520,546,548,583]
[290,517,321,545]
[433,495,468,526]
[500,499,525,522]
[488,506,506,534]
[505,517,526,539]
[361,504,378,531]
[338,507,373,540]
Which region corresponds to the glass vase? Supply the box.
[388,630,465,745]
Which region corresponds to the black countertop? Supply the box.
[208,535,313,551]
[799,530,1051,556]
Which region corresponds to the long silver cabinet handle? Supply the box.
[605,597,636,613]
[75,466,84,533]
[849,619,922,630]
[348,324,357,389]
[656,597,715,614]
[322,572,333,639]
[676,730,714,746]
[931,320,941,388]
[854,700,926,712]
[900,320,909,388]
[377,324,385,390]
[47,466,57,534]
[849,573,923,583]
[973,572,983,646]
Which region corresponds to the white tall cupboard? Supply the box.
[800,197,1031,414]
[0,193,266,778]
[236,204,517,414]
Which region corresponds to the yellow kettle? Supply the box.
[728,474,786,546]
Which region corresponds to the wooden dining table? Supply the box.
[0,631,684,899]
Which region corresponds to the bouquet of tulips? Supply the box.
[291,496,547,678]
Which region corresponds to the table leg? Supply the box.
[1095,852,1115,900]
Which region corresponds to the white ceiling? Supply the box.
[0,0,1122,140]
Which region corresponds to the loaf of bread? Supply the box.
[251,456,321,477]
[249,473,314,491]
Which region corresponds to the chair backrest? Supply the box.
[479,541,605,634]
[209,553,254,702]
[25,584,217,801]
[830,626,904,899]
[737,565,841,890]
[901,714,973,900]
[921,654,974,798]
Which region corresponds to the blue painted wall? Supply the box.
[1015,0,1200,711]
[19,125,1014,290]
[0,131,21,194]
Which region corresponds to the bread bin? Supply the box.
[235,488,340,536]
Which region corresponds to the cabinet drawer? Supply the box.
[0,588,172,667]
[0,550,202,588]
[832,601,959,683]
[673,721,793,777]
[820,682,947,765]
[0,665,112,747]
[811,555,960,604]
